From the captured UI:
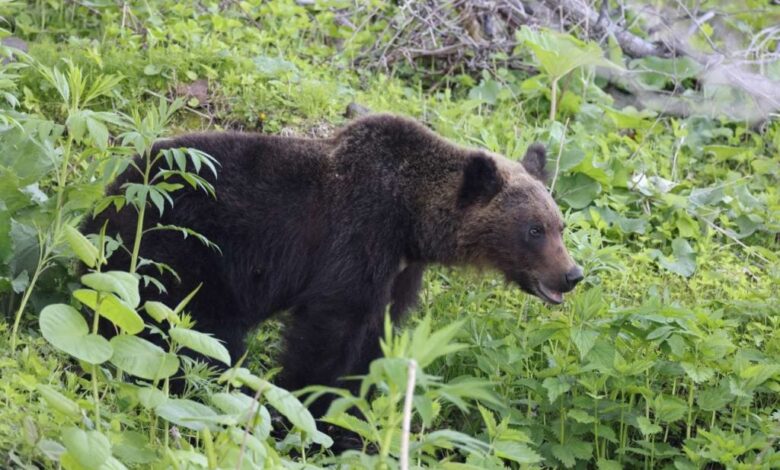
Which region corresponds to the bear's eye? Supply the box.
[529,226,544,238]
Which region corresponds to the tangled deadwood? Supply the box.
[322,0,780,122]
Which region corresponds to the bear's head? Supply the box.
[455,144,583,304]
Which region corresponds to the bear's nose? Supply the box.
[565,266,584,290]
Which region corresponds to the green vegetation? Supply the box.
[1,1,778,468]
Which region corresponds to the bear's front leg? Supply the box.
[278,300,387,418]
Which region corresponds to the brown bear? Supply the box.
[85,114,583,414]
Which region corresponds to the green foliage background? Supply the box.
[0,1,778,468]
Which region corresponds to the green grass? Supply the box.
[1,1,779,468]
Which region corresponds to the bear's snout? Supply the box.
[564,265,584,291]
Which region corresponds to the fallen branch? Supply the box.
[543,0,676,58]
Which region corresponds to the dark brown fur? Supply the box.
[85,114,582,414]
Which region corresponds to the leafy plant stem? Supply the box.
[380,389,400,462]
[665,378,678,443]
[618,389,627,462]
[91,290,104,431]
[9,234,48,352]
[560,400,565,444]
[594,399,600,460]
[92,364,102,432]
[129,150,153,274]
[11,131,76,352]
[686,377,695,439]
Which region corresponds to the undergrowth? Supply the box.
[0,1,778,469]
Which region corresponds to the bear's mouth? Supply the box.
[535,282,564,305]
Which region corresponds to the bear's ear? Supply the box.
[522,143,548,182]
[458,153,505,208]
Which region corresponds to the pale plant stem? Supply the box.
[593,399,599,460]
[549,118,569,193]
[686,378,695,439]
[549,77,559,121]
[400,359,417,470]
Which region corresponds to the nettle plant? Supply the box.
[299,315,545,467]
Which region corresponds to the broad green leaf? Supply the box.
[680,362,714,384]
[477,404,497,438]
[211,392,258,418]
[110,335,179,380]
[219,367,264,390]
[73,289,144,334]
[636,416,662,436]
[156,399,218,431]
[568,409,596,424]
[418,429,490,455]
[37,439,66,462]
[0,126,56,182]
[39,304,112,364]
[61,427,111,470]
[433,376,500,410]
[653,394,687,423]
[557,146,585,172]
[571,327,599,360]
[80,271,140,308]
[408,396,433,429]
[63,225,99,268]
[136,386,167,409]
[542,377,571,403]
[253,55,298,76]
[111,431,155,466]
[263,382,317,435]
[37,385,81,418]
[740,364,780,389]
[86,116,108,151]
[225,428,268,467]
[550,440,592,468]
[633,56,701,90]
[597,459,623,470]
[144,301,177,324]
[66,112,87,142]
[555,173,601,209]
[697,385,732,411]
[468,79,502,105]
[585,339,616,372]
[517,27,621,79]
[631,172,677,196]
[322,413,376,441]
[604,106,657,130]
[550,444,577,468]
[170,327,231,366]
[143,64,161,76]
[493,440,543,464]
[689,185,724,206]
[653,238,697,277]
